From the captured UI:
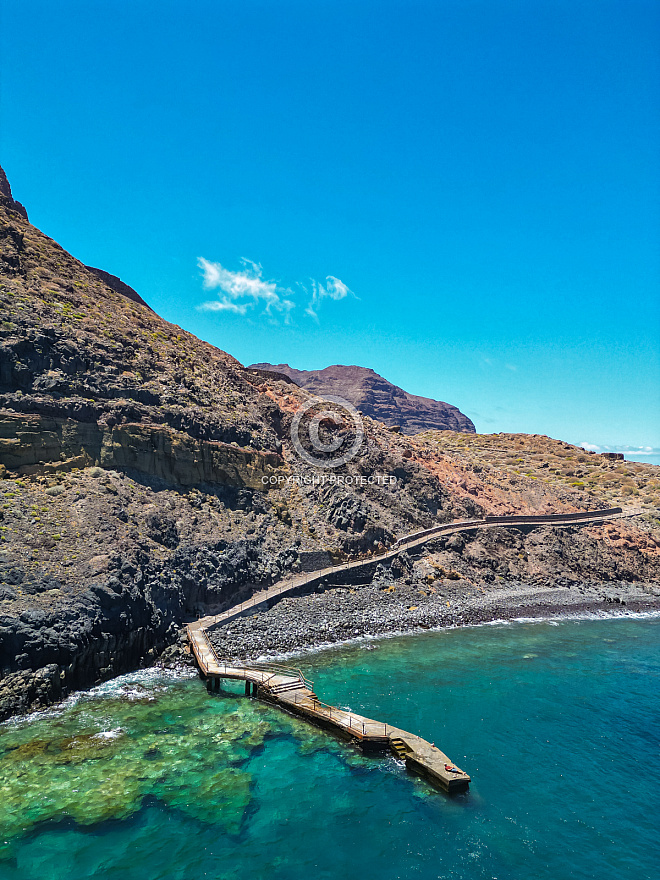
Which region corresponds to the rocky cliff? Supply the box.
[0,164,480,718]
[84,265,154,311]
[249,363,476,434]
[0,164,658,721]
[0,166,28,221]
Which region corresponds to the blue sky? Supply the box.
[2,0,659,461]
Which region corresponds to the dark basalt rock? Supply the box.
[0,535,304,720]
[84,265,154,311]
[0,166,28,220]
[0,162,658,724]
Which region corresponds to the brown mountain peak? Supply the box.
[0,165,28,220]
[249,362,476,435]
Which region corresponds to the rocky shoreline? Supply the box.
[4,518,660,720]
[206,575,660,662]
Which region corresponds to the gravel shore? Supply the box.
[207,576,660,660]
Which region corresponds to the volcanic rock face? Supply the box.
[250,363,475,435]
[0,164,476,718]
[84,265,153,311]
[0,166,28,220]
[0,163,658,722]
[0,412,282,489]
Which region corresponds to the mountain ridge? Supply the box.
[249,362,476,435]
[0,163,658,722]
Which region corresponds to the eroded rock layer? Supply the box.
[0,163,658,720]
[250,363,476,434]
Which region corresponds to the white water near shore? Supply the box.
[2,617,659,880]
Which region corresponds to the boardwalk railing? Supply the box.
[202,506,629,634]
[202,635,315,692]
[303,697,389,737]
[188,504,636,794]
[252,663,314,691]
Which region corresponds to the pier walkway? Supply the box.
[187,622,472,792]
[188,506,632,794]
[194,506,630,632]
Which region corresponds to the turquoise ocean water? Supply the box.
[1,615,659,880]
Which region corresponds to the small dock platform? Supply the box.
[188,623,470,793]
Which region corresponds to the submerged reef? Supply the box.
[0,671,361,860]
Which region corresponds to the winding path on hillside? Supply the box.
[187,505,632,793]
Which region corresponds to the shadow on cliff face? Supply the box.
[1,165,659,721]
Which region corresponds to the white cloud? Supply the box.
[580,442,601,452]
[479,357,517,372]
[197,257,295,320]
[198,257,353,323]
[611,445,658,456]
[200,299,249,315]
[305,275,356,319]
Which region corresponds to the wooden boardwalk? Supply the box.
[195,506,629,632]
[188,621,471,792]
[187,505,632,794]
